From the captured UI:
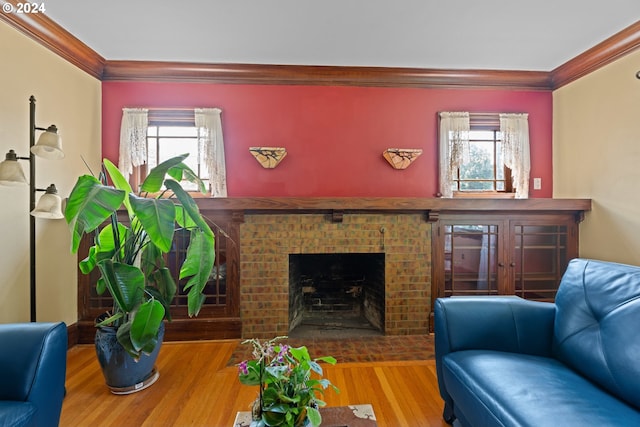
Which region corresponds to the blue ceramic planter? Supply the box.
[94,322,164,394]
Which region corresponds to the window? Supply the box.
[439,112,529,198]
[145,125,209,192]
[453,129,513,194]
[121,108,227,197]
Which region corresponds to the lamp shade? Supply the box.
[31,184,64,219]
[31,125,64,160]
[0,150,28,186]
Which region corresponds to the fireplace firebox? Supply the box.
[289,253,385,337]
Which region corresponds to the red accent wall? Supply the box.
[102,82,552,197]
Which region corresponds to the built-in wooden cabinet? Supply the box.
[74,198,590,342]
[76,210,242,343]
[431,212,581,331]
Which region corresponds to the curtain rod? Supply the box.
[147,107,195,111]
[145,107,217,111]
[440,112,526,116]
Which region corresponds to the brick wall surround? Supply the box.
[239,213,432,338]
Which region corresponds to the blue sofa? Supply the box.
[435,258,640,427]
[0,322,67,427]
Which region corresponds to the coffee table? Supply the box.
[233,403,377,426]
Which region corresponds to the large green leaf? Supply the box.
[95,277,106,295]
[140,154,189,193]
[130,299,165,353]
[180,229,214,288]
[96,260,144,312]
[150,267,177,310]
[103,158,133,214]
[169,163,207,194]
[164,179,213,237]
[140,240,162,273]
[79,223,130,274]
[180,230,215,316]
[79,246,98,275]
[65,175,126,253]
[115,321,137,358]
[175,205,197,229]
[145,286,173,322]
[99,222,129,258]
[129,195,176,253]
[187,289,207,319]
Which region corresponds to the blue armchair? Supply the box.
[0,322,67,427]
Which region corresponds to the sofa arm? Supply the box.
[0,322,67,427]
[435,296,555,358]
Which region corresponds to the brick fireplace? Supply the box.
[239,212,431,338]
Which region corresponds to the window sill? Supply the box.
[453,192,515,199]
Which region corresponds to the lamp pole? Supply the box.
[27,96,61,321]
[0,96,64,322]
[29,95,37,322]
[16,96,40,321]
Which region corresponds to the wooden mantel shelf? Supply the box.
[195,197,591,213]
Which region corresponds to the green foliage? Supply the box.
[459,142,499,191]
[65,174,125,253]
[237,337,339,427]
[65,155,214,359]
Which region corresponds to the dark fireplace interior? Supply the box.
[289,253,385,338]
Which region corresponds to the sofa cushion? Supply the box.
[0,402,36,427]
[553,258,640,409]
[442,350,640,427]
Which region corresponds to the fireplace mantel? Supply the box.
[196,197,591,219]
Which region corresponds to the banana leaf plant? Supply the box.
[65,154,215,359]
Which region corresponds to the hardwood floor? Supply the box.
[61,340,449,427]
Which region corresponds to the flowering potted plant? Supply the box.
[238,337,339,427]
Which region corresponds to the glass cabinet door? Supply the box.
[443,224,500,297]
[511,223,569,302]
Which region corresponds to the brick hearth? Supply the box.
[239,212,431,338]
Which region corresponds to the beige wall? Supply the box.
[0,22,101,323]
[553,49,640,266]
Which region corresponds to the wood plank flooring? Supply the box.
[60,340,449,427]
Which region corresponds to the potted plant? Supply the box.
[237,336,339,427]
[65,154,214,393]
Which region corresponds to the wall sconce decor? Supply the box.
[0,96,65,321]
[383,148,422,169]
[249,146,287,168]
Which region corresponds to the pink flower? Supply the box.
[276,345,289,362]
[237,360,249,375]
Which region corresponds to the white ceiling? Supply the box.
[43,0,640,71]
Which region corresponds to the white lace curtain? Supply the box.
[195,108,227,197]
[500,113,530,199]
[118,108,148,177]
[438,112,470,198]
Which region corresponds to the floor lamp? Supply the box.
[0,96,65,322]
